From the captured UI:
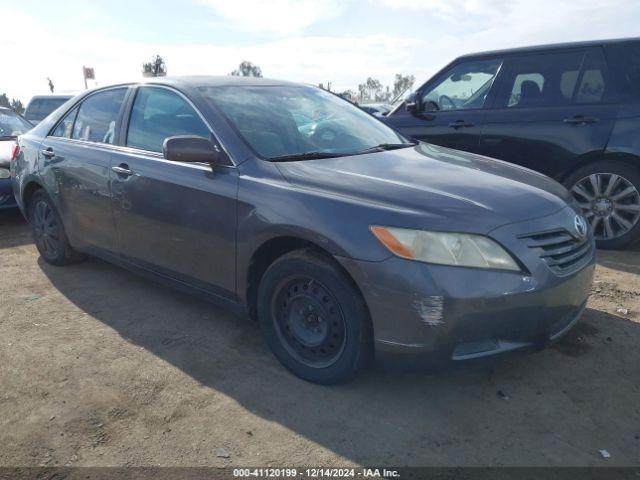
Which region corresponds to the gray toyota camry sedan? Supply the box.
[11,77,595,384]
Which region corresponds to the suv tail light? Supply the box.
[10,143,19,161]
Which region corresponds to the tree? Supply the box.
[230,61,262,77]
[357,77,383,102]
[142,55,167,77]
[47,77,55,93]
[0,94,25,115]
[337,90,356,102]
[10,99,24,115]
[392,74,415,100]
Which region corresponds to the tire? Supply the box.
[257,248,372,384]
[563,160,640,250]
[28,189,84,266]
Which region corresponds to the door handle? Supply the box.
[112,164,133,177]
[41,147,55,158]
[563,116,599,125]
[448,120,474,128]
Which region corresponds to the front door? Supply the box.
[385,58,502,153]
[110,86,238,298]
[479,48,618,179]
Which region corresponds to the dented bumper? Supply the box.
[336,251,595,366]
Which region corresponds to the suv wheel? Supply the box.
[29,189,84,266]
[257,249,372,384]
[564,161,640,249]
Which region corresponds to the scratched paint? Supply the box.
[413,296,445,326]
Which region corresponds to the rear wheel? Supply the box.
[257,249,372,384]
[564,161,640,250]
[29,190,84,265]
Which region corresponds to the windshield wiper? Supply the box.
[268,151,345,162]
[0,135,17,140]
[351,142,418,155]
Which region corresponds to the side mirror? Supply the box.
[163,136,224,164]
[405,92,419,113]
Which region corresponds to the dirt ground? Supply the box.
[0,207,639,468]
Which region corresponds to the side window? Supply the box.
[51,106,79,138]
[605,41,640,102]
[495,50,584,108]
[420,59,502,111]
[71,88,127,144]
[574,49,610,104]
[126,87,210,153]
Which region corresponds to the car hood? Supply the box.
[275,143,574,234]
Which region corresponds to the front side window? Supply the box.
[420,59,502,111]
[495,51,584,108]
[200,85,408,159]
[126,87,210,153]
[71,89,127,144]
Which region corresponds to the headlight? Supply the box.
[0,168,10,179]
[371,226,520,271]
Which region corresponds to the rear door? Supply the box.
[479,47,619,179]
[385,58,502,153]
[39,87,129,253]
[110,85,238,298]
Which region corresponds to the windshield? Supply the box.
[0,110,32,137]
[199,85,408,159]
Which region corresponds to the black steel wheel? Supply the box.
[29,189,84,266]
[272,276,347,368]
[257,249,372,384]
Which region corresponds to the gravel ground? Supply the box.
[0,208,639,467]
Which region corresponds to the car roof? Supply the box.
[29,94,75,99]
[139,75,301,89]
[457,36,640,60]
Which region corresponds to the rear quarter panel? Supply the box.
[12,132,44,214]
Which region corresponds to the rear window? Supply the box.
[25,98,70,121]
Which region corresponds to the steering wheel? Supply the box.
[439,95,457,111]
[311,127,338,147]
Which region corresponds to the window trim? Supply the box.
[122,84,236,167]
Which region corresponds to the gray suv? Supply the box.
[12,77,594,383]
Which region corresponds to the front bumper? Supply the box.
[337,207,596,367]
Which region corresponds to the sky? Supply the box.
[1,0,639,104]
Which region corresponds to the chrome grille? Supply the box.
[519,229,593,275]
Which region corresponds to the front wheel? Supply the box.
[257,249,372,384]
[564,161,640,250]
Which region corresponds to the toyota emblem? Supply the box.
[574,215,588,239]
